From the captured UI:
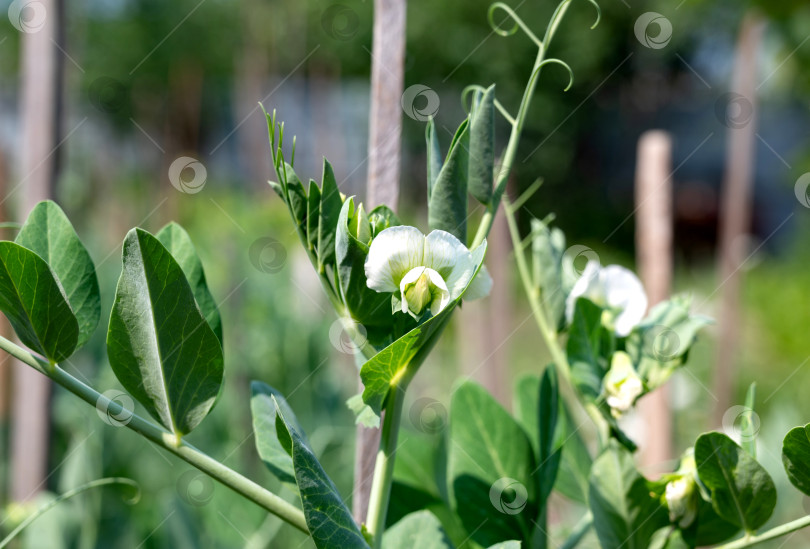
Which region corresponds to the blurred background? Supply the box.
[0,0,809,546]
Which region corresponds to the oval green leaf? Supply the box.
[16,200,100,348]
[155,222,222,344]
[383,510,453,549]
[782,423,810,496]
[0,241,78,362]
[107,228,224,437]
[250,381,308,484]
[695,432,776,532]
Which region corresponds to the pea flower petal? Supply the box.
[365,226,490,317]
[565,260,647,337]
[604,351,643,417]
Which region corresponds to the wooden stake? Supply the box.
[354,0,406,523]
[712,14,765,425]
[635,130,674,475]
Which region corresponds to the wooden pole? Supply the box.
[354,0,406,524]
[712,14,765,425]
[635,130,673,475]
[11,0,65,502]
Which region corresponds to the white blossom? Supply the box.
[565,260,647,337]
[603,351,643,417]
[364,226,491,317]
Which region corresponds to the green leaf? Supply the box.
[649,527,689,549]
[250,381,309,484]
[383,510,453,549]
[272,396,369,549]
[318,159,343,267]
[468,85,495,206]
[428,119,469,243]
[359,242,487,417]
[448,380,536,547]
[552,402,592,504]
[425,119,443,200]
[307,179,321,252]
[107,228,224,437]
[695,432,776,532]
[15,200,100,349]
[514,374,541,455]
[487,543,521,549]
[283,163,308,237]
[588,442,668,549]
[530,220,567,331]
[0,241,78,362]
[368,205,401,238]
[694,497,740,546]
[156,222,223,344]
[537,367,561,505]
[782,423,810,496]
[335,198,394,341]
[566,298,606,400]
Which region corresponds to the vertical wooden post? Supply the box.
[354,0,406,524]
[712,14,765,425]
[635,130,673,475]
[11,0,65,502]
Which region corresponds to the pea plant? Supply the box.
[3,1,810,548]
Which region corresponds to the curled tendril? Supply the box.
[461,85,516,125]
[531,59,575,92]
[487,2,543,48]
[584,0,602,29]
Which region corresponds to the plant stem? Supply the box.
[502,197,609,448]
[364,381,407,547]
[470,0,573,250]
[0,335,310,535]
[716,516,810,549]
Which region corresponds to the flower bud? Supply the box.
[603,351,643,417]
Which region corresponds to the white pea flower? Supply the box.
[665,450,698,527]
[364,226,492,318]
[603,351,643,418]
[565,260,647,337]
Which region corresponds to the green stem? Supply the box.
[716,516,810,549]
[0,477,138,548]
[470,0,574,250]
[502,197,609,448]
[364,381,407,547]
[0,335,310,535]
